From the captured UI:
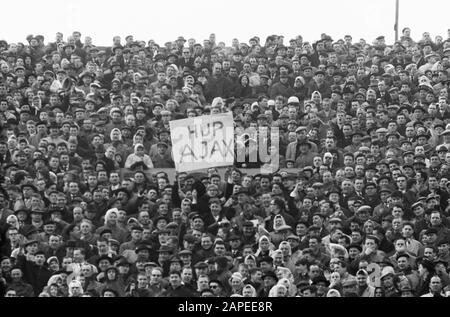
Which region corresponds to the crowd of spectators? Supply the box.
[1,29,450,297]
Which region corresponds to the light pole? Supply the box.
[394,0,399,42]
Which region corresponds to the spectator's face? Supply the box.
[308,238,319,249]
[137,275,148,288]
[423,247,435,260]
[35,254,46,265]
[430,213,442,226]
[214,244,226,255]
[395,239,406,252]
[438,243,449,255]
[97,242,108,254]
[5,290,17,297]
[73,208,83,221]
[201,236,213,249]
[213,64,222,75]
[11,269,22,281]
[397,256,408,270]
[430,277,442,293]
[169,274,181,287]
[348,246,361,258]
[73,250,85,263]
[197,276,209,291]
[209,282,221,295]
[150,269,162,284]
[401,225,414,238]
[1,258,12,272]
[263,277,276,288]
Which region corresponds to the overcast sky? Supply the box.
[1,0,448,46]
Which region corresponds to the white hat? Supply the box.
[131,96,141,103]
[276,224,292,232]
[295,76,306,85]
[230,272,243,282]
[168,64,179,72]
[47,256,59,264]
[287,96,300,104]
[356,269,369,276]
[380,266,395,279]
[418,75,431,85]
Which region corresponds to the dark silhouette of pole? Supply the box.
[395,0,399,42]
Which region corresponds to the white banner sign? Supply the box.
[169,113,235,172]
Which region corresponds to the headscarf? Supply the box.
[276,268,293,281]
[311,90,322,103]
[168,64,179,74]
[363,219,377,233]
[328,243,349,259]
[132,133,144,146]
[133,143,144,154]
[182,86,193,94]
[271,249,283,263]
[295,76,306,86]
[242,284,257,297]
[228,272,243,286]
[383,64,396,74]
[255,235,274,257]
[46,274,63,287]
[268,284,288,297]
[211,97,224,109]
[228,272,244,293]
[326,289,342,297]
[104,208,118,225]
[110,128,122,141]
[6,214,19,229]
[68,280,83,297]
[273,214,287,231]
[277,277,297,297]
[278,241,292,256]
[244,254,257,267]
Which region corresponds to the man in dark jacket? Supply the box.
[159,270,195,297]
[269,74,294,99]
[205,63,233,102]
[7,268,35,297]
[191,182,220,218]
[258,270,278,297]
[307,70,332,98]
[16,251,52,295]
